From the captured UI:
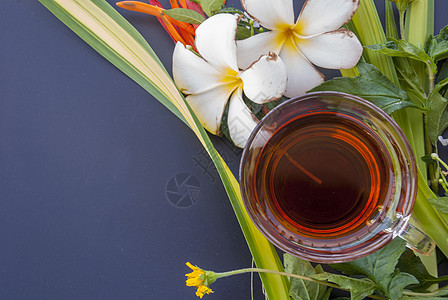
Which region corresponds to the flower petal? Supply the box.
[237,30,284,70]
[227,87,258,148]
[242,0,294,30]
[194,13,239,72]
[280,40,324,97]
[298,29,363,69]
[297,0,360,36]
[239,52,287,104]
[186,84,236,134]
[173,42,224,94]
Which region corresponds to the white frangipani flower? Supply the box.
[237,0,363,97]
[173,13,287,148]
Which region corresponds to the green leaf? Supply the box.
[438,106,448,135]
[397,248,448,291]
[236,24,252,40]
[366,38,437,74]
[284,254,330,300]
[331,239,413,300]
[38,0,290,299]
[198,0,225,16]
[434,77,448,95]
[393,57,426,103]
[428,197,448,214]
[309,63,423,115]
[427,25,448,62]
[426,92,448,145]
[314,264,332,300]
[421,155,438,165]
[388,270,419,300]
[311,273,377,300]
[163,8,205,25]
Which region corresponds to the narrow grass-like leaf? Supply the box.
[38,0,290,298]
[384,0,398,39]
[428,197,448,214]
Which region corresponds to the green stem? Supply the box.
[215,268,388,300]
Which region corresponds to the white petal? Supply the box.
[195,13,239,72]
[186,84,236,134]
[239,53,287,104]
[297,0,360,36]
[279,40,324,97]
[227,87,258,148]
[242,0,294,30]
[237,31,284,69]
[298,29,363,69]
[173,42,224,94]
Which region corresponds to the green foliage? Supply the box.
[197,0,225,17]
[426,25,448,62]
[284,254,331,300]
[331,239,418,300]
[427,92,448,145]
[397,248,448,291]
[309,62,423,114]
[428,197,448,214]
[163,8,205,24]
[366,37,437,74]
[311,273,376,300]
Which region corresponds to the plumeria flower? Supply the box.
[237,0,363,97]
[173,13,287,148]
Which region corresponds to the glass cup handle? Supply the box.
[396,222,436,255]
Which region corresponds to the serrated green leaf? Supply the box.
[314,265,329,300]
[426,92,448,145]
[198,0,225,16]
[309,63,422,115]
[331,239,408,299]
[438,107,448,135]
[428,25,448,62]
[163,8,205,25]
[388,270,419,300]
[393,57,425,101]
[284,254,330,300]
[428,197,448,214]
[366,38,437,74]
[397,248,448,292]
[312,272,377,300]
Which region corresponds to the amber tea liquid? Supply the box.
[255,112,393,244]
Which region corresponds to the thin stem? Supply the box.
[428,65,435,94]
[403,285,448,297]
[215,268,388,300]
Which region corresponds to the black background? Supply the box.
[1,0,448,299]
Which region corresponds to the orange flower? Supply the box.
[116,0,202,50]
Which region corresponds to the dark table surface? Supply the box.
[2,0,448,299]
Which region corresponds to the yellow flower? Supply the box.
[185,262,214,299]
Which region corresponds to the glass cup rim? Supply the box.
[239,91,417,263]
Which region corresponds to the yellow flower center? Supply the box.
[221,68,243,92]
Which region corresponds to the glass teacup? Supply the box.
[239,92,435,263]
